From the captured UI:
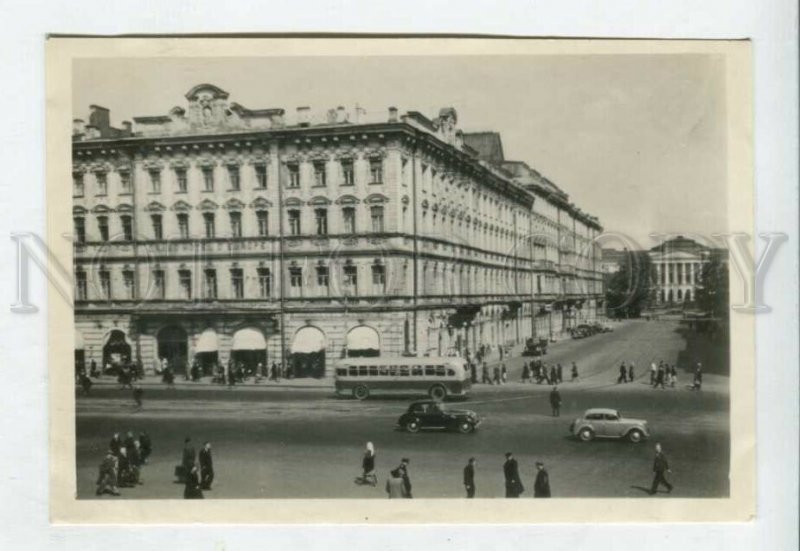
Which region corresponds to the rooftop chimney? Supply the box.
[297,106,311,127]
[73,118,85,135]
[122,121,132,135]
[89,104,111,132]
[336,106,347,123]
[388,106,398,123]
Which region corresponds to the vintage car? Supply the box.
[397,400,482,434]
[569,408,649,443]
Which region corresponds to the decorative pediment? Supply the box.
[171,200,193,212]
[145,201,167,213]
[335,194,360,205]
[170,158,190,169]
[116,203,134,214]
[364,193,389,205]
[196,157,217,169]
[72,206,87,215]
[283,197,304,207]
[250,197,273,209]
[308,195,332,206]
[364,147,387,160]
[224,198,246,211]
[196,199,219,211]
[334,149,356,161]
[91,204,114,214]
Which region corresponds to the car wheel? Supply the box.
[458,421,474,434]
[405,420,421,433]
[353,385,369,401]
[627,429,644,443]
[429,384,447,401]
[578,427,594,442]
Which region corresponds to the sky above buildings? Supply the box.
[74,54,728,247]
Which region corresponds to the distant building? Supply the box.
[649,236,727,304]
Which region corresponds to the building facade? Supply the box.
[72,84,604,377]
[649,236,720,305]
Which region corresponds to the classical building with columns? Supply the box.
[72,84,604,377]
[650,236,717,304]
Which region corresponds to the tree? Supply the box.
[605,250,655,319]
[695,252,729,323]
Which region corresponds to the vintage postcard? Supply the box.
[47,37,754,523]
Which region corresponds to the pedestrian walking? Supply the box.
[133,385,143,409]
[128,440,143,485]
[357,441,377,486]
[470,362,478,384]
[138,431,152,464]
[117,447,132,487]
[521,362,531,383]
[503,452,524,498]
[463,457,476,498]
[534,461,551,498]
[481,362,491,384]
[556,363,563,384]
[96,450,120,496]
[199,441,214,490]
[649,443,673,495]
[79,373,93,395]
[493,367,501,385]
[617,362,628,384]
[500,364,508,384]
[549,386,562,417]
[693,363,703,391]
[397,458,412,498]
[628,362,635,382]
[109,432,122,457]
[90,359,99,378]
[179,437,195,483]
[549,365,557,386]
[650,362,657,385]
[670,365,678,388]
[655,363,666,389]
[571,362,578,382]
[183,463,204,499]
[385,469,406,498]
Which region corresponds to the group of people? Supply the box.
[96,430,152,496]
[522,361,579,384]
[356,443,551,499]
[178,437,214,499]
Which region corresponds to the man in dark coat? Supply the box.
[549,386,562,417]
[534,461,551,497]
[183,463,204,499]
[649,443,673,495]
[556,363,563,384]
[503,452,524,498]
[463,457,476,498]
[199,441,214,490]
[628,362,635,382]
[96,450,120,496]
[138,432,152,464]
[180,437,196,482]
[617,361,628,383]
[398,458,412,498]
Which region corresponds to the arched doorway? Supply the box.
[158,325,188,372]
[102,329,131,370]
[290,326,326,378]
[195,328,219,375]
[231,327,267,376]
[346,325,380,357]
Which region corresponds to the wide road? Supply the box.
[76,319,729,499]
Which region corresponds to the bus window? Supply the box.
[424,366,435,376]
[388,365,398,376]
[336,368,347,377]
[446,368,455,376]
[435,365,446,376]
[378,366,389,376]
[399,366,409,377]
[348,366,358,376]
[358,366,368,376]
[412,365,423,376]
[368,366,378,376]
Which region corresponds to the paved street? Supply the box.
[76,319,729,499]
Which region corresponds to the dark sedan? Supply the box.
[397,400,482,434]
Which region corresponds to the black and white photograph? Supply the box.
[45,37,759,524]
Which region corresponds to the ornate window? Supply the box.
[148,169,161,193]
[229,211,242,238]
[370,205,384,233]
[315,208,328,235]
[99,268,111,300]
[75,269,87,300]
[369,158,383,184]
[175,168,188,193]
[371,262,386,287]
[313,161,327,187]
[119,170,132,194]
[97,215,109,242]
[316,265,329,288]
[95,172,108,196]
[203,268,217,299]
[151,214,163,240]
[177,213,189,239]
[178,269,192,299]
[120,215,133,241]
[289,266,303,288]
[231,268,244,299]
[287,163,300,188]
[343,263,358,290]
[288,209,301,235]
[341,159,354,186]
[203,212,215,239]
[342,206,356,234]
[73,216,86,244]
[122,269,135,299]
[73,172,85,197]
[257,267,272,298]
[202,167,214,191]
[152,269,165,299]
[228,165,240,191]
[254,164,267,189]
[256,210,268,236]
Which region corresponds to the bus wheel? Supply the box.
[429,384,447,401]
[353,385,369,400]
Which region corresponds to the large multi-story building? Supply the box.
[72,84,604,377]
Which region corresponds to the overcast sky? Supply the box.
[74,54,728,247]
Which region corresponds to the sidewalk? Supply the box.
[88,374,332,390]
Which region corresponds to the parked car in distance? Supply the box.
[570,408,649,443]
[397,400,482,434]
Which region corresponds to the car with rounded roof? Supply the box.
[569,408,649,443]
[397,400,482,434]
